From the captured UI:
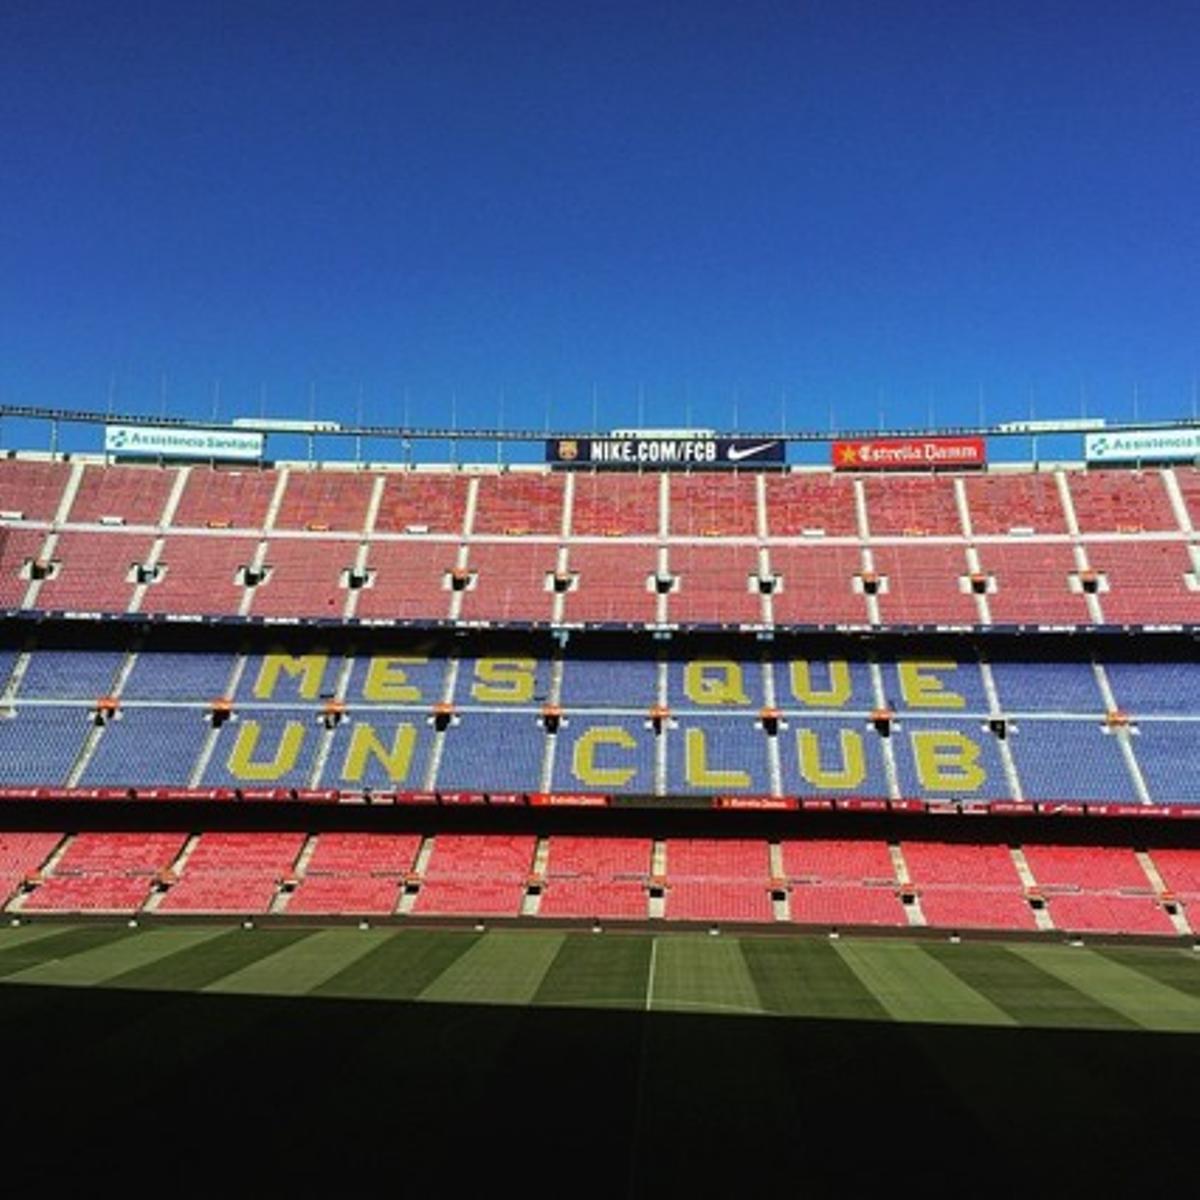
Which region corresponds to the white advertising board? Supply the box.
[104,424,264,461]
[1084,429,1200,463]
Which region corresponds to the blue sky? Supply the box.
[2,0,1200,456]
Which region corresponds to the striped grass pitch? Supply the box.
[0,922,1196,1031]
[2,923,1197,1194]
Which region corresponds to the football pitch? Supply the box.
[4,923,1197,1193]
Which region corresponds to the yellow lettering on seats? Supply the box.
[341,723,416,782]
[796,728,865,789]
[573,727,637,787]
[227,721,305,780]
[789,661,852,707]
[898,660,965,709]
[684,660,750,706]
[363,657,428,702]
[471,658,536,703]
[912,731,984,791]
[253,652,329,700]
[684,728,751,788]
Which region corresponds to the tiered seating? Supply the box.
[456,543,559,623]
[666,545,763,625]
[539,835,650,918]
[413,833,535,916]
[1020,844,1174,933]
[157,832,305,912]
[170,468,277,529]
[863,476,962,535]
[961,473,1066,534]
[374,473,469,534]
[0,706,90,784]
[769,546,871,624]
[287,832,420,914]
[34,531,154,613]
[438,714,546,793]
[472,473,564,535]
[139,536,256,615]
[1046,893,1177,934]
[0,459,70,520]
[1009,722,1136,802]
[871,545,977,624]
[0,528,46,607]
[273,470,375,532]
[1175,468,1200,530]
[1085,542,1197,623]
[250,539,356,618]
[974,543,1091,624]
[1147,848,1200,896]
[902,841,1035,930]
[561,544,659,623]
[1021,844,1150,890]
[355,541,455,621]
[67,464,176,525]
[571,473,659,535]
[670,474,758,536]
[1067,470,1177,533]
[1104,661,1200,713]
[81,708,208,787]
[781,838,906,926]
[762,474,857,535]
[663,837,773,922]
[0,832,61,905]
[24,832,185,913]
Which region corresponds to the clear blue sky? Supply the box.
[3,0,1200,450]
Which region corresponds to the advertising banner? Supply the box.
[545,436,786,468]
[1084,429,1200,463]
[832,436,986,470]
[105,423,264,461]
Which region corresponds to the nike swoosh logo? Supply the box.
[726,441,779,462]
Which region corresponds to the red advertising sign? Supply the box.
[832,436,986,471]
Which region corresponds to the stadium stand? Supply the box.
[2,449,1200,936]
[863,475,962,535]
[66,463,177,525]
[414,834,535,916]
[286,832,421,915]
[157,832,306,913]
[670,473,758,537]
[539,835,651,919]
[472,472,565,535]
[273,469,375,532]
[169,466,278,529]
[762,473,858,535]
[23,832,185,913]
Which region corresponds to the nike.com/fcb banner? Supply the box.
[546,437,786,468]
[832,436,987,471]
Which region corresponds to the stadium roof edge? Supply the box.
[4,402,1200,445]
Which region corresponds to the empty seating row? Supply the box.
[8,533,1196,625]
[5,461,1199,537]
[3,832,1194,934]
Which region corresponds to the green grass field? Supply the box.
[3,923,1197,1193]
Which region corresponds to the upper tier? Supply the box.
[2,457,1198,630]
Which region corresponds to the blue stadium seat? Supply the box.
[1104,661,1200,716]
[437,712,545,791]
[0,705,91,784]
[81,707,207,786]
[989,661,1106,714]
[553,716,657,793]
[1009,720,1136,801]
[121,652,236,700]
[19,650,125,699]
